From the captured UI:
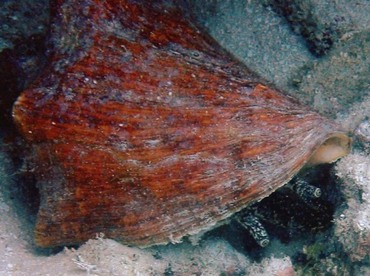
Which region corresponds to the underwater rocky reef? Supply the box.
[0,0,369,275]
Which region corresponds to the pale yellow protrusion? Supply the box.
[308,133,351,165]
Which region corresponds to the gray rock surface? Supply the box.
[0,0,49,51]
[299,30,370,118]
[263,0,370,56]
[187,0,314,92]
[336,154,370,263]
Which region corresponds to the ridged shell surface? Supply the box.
[13,0,350,247]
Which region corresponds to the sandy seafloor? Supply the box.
[0,0,370,275]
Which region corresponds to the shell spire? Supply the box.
[13,0,351,248]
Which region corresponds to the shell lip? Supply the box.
[307,132,352,166]
[228,131,352,231]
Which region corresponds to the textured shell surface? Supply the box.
[13,0,350,248]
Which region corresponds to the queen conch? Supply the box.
[12,0,351,248]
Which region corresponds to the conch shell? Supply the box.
[12,0,351,248]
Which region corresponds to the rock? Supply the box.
[68,236,294,275]
[263,0,370,56]
[299,30,370,118]
[186,0,314,92]
[0,0,49,125]
[335,153,370,263]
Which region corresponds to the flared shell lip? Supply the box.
[248,131,352,205]
[306,131,352,166]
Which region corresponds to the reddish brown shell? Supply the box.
[13,0,350,248]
